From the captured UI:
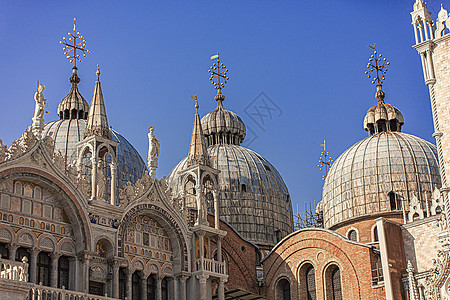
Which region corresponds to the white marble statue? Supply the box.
[96,161,106,201]
[147,125,160,178]
[32,84,47,138]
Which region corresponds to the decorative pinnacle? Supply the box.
[96,64,100,81]
[318,139,333,181]
[365,44,389,85]
[191,95,199,114]
[60,18,91,67]
[208,53,229,91]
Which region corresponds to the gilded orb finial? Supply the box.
[60,18,91,68]
[208,53,229,91]
[96,64,100,81]
[365,44,389,86]
[191,95,199,114]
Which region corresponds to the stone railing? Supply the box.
[193,257,226,275]
[28,285,120,300]
[0,256,28,282]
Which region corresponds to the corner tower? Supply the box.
[411,0,450,221]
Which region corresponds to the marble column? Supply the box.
[28,247,39,284]
[50,252,61,287]
[179,275,187,300]
[156,274,163,300]
[126,269,133,300]
[218,278,227,300]
[110,162,117,205]
[7,243,18,261]
[84,256,91,293]
[216,237,222,262]
[213,190,219,229]
[90,157,98,200]
[172,277,178,300]
[109,259,120,298]
[197,275,209,300]
[141,273,148,300]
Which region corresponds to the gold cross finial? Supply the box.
[60,18,91,67]
[191,95,199,114]
[320,139,326,151]
[208,53,229,90]
[318,139,333,181]
[365,44,389,85]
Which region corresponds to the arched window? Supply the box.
[147,275,156,300]
[276,278,291,300]
[162,277,169,300]
[373,226,379,242]
[389,191,397,210]
[348,230,357,242]
[325,265,342,300]
[132,272,141,300]
[37,252,51,286]
[58,256,70,289]
[306,266,316,300]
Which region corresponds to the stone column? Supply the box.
[84,256,91,293]
[156,274,163,300]
[197,275,209,300]
[140,273,148,300]
[198,232,205,259]
[110,161,117,205]
[50,252,61,287]
[69,256,78,291]
[171,277,178,300]
[90,157,98,200]
[213,190,219,229]
[109,259,120,298]
[126,269,133,300]
[218,278,227,300]
[375,217,393,300]
[179,275,187,300]
[28,247,39,284]
[7,243,18,261]
[216,237,222,262]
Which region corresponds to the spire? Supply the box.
[84,65,111,139]
[186,95,210,167]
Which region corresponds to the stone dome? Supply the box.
[200,91,246,146]
[42,119,146,188]
[321,131,441,229]
[168,144,293,247]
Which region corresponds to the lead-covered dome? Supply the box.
[42,119,146,188]
[322,85,441,228]
[200,91,246,146]
[168,91,293,248]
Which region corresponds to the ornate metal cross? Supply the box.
[60,18,90,67]
[365,44,389,85]
[208,53,229,90]
[318,139,333,180]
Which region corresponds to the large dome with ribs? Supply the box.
[321,89,441,229]
[167,95,293,248]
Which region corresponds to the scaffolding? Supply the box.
[293,201,323,230]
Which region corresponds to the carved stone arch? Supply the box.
[94,236,115,258]
[130,257,146,271]
[118,203,190,273]
[0,225,14,243]
[181,171,198,188]
[57,238,76,256]
[162,264,173,277]
[0,168,92,252]
[89,262,108,283]
[200,171,218,190]
[147,261,160,275]
[96,143,116,163]
[38,234,57,252]
[16,228,36,247]
[78,144,94,162]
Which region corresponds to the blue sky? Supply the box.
[0,0,442,214]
